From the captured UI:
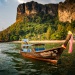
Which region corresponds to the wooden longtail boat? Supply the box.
[20,32,72,64]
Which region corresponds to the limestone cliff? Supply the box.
[17,0,75,23]
[58,0,75,23]
[16,1,58,21]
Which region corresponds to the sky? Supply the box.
[0,0,65,31]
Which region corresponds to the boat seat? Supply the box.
[35,48,45,52]
[22,49,31,52]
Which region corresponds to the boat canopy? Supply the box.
[32,43,45,52]
[22,44,33,47]
[21,43,45,52]
[32,43,45,46]
[22,39,29,42]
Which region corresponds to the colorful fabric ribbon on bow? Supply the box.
[68,31,73,53]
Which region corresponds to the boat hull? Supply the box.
[20,51,58,64]
[20,47,64,64]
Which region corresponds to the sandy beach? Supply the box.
[13,40,75,44]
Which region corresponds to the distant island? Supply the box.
[0,0,75,42]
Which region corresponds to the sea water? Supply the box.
[0,42,75,75]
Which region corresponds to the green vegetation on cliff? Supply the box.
[0,15,75,42]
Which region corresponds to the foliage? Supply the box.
[0,13,75,42]
[46,26,52,40]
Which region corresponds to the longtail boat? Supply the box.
[20,31,73,64]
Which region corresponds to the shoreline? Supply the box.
[12,40,75,44]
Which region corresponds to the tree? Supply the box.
[46,26,52,40]
[0,32,4,42]
[71,20,75,32]
[13,35,19,41]
[66,24,73,31]
[19,30,24,36]
[35,16,41,23]
[57,24,64,31]
[10,35,14,41]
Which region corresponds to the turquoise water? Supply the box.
[0,42,75,75]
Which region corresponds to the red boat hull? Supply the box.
[20,51,59,64]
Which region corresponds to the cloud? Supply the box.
[17,0,26,3]
[17,0,65,4]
